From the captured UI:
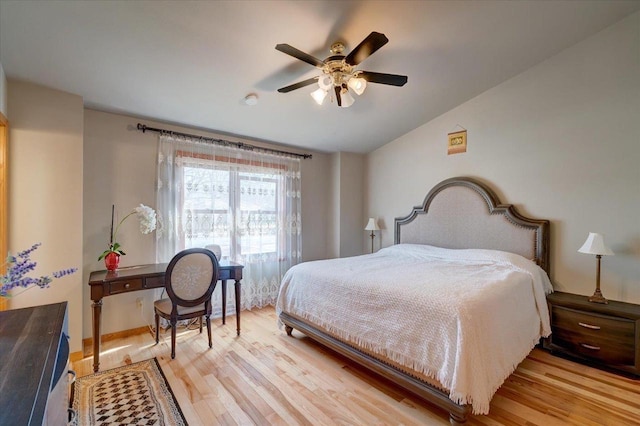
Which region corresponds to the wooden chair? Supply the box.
[154,248,219,359]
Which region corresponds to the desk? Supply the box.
[89,260,243,372]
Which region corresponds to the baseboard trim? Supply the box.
[70,351,84,362]
[82,326,151,356]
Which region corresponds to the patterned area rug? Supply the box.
[72,358,187,425]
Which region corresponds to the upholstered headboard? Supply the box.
[395,177,550,274]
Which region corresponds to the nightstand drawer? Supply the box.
[545,291,640,377]
[551,305,635,365]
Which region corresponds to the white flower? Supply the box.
[99,204,158,261]
[134,204,157,234]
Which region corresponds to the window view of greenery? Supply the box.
[182,166,277,258]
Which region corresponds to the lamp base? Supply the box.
[588,288,608,304]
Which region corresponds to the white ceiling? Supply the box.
[1,1,639,154]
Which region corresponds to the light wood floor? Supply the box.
[73,307,640,425]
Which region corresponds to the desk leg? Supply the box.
[221,280,227,325]
[92,299,102,372]
[234,279,241,336]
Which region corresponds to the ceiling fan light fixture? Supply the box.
[311,88,328,105]
[276,31,407,108]
[348,77,367,95]
[318,75,333,90]
[340,88,355,108]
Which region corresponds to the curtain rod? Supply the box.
[136,123,312,159]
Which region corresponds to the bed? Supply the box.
[276,177,552,424]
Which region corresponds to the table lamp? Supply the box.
[365,218,380,253]
[578,232,614,304]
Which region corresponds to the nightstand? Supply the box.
[544,291,640,377]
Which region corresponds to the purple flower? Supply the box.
[0,243,77,297]
[52,268,77,279]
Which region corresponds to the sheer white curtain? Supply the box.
[156,134,302,316]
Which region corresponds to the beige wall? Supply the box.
[338,152,365,257]
[300,147,331,262]
[327,153,340,258]
[83,109,332,337]
[326,152,365,258]
[7,80,84,352]
[366,12,640,303]
[0,63,6,117]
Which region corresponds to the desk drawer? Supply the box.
[109,278,142,294]
[144,275,164,289]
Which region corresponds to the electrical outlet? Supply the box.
[136,298,143,310]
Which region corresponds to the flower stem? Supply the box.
[110,204,114,245]
[111,211,135,245]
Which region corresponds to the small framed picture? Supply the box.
[447,130,467,155]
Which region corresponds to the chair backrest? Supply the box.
[165,248,219,307]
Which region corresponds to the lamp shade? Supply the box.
[318,75,333,90]
[578,232,614,256]
[340,88,355,107]
[348,77,367,95]
[365,218,380,231]
[205,244,222,260]
[311,88,328,105]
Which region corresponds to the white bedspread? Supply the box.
[276,244,553,415]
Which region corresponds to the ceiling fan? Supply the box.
[275,31,408,107]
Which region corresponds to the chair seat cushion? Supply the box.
[154,298,206,316]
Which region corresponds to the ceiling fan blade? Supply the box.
[359,71,408,86]
[334,86,342,107]
[277,77,319,93]
[275,44,325,68]
[344,32,389,66]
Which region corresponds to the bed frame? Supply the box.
[280,176,550,424]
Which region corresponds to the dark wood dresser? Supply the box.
[0,302,71,424]
[544,291,640,377]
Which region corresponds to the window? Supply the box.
[182,165,279,259]
[156,135,302,310]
